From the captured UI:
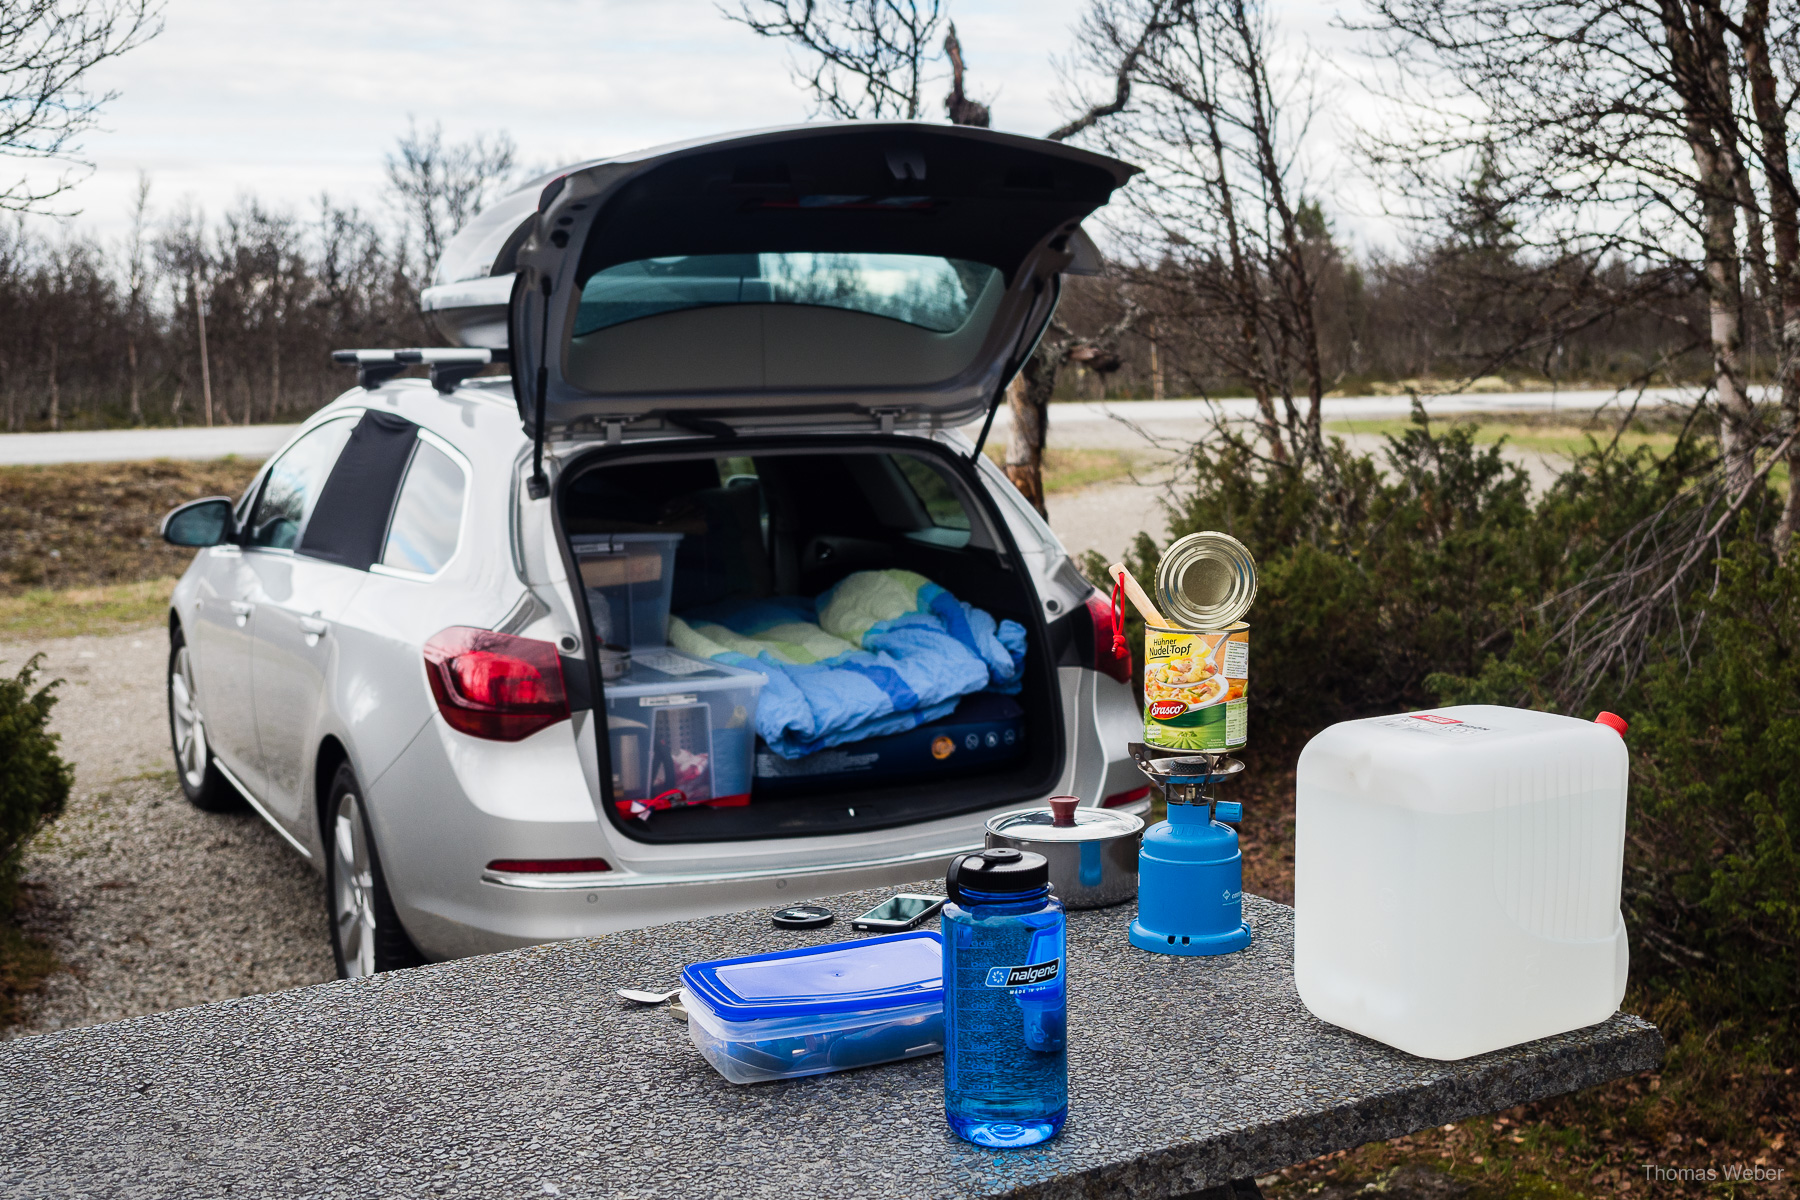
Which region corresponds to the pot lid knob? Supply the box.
[1048,796,1079,828]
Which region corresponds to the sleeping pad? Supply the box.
[667,569,1028,759]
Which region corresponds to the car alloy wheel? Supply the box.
[167,630,239,813]
[169,646,209,794]
[331,789,378,980]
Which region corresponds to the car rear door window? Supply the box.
[381,439,466,575]
[248,419,356,549]
[575,253,998,336]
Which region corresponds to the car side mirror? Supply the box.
[162,497,237,547]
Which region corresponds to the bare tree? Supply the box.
[724,0,946,118]
[979,0,1185,509]
[1046,0,1185,141]
[0,0,161,213]
[1065,0,1334,471]
[384,119,517,285]
[941,22,988,126]
[1362,0,1800,503]
[1740,0,1800,551]
[122,170,149,424]
[1003,303,1140,515]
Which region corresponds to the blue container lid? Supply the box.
[681,932,943,1021]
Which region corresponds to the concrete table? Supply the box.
[0,887,1661,1200]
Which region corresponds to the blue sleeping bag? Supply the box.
[667,569,1028,759]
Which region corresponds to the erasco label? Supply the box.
[985,958,1061,989]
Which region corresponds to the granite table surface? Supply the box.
[0,884,1663,1200]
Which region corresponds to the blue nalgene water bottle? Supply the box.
[942,847,1067,1148]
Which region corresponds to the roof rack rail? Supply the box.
[331,348,510,393]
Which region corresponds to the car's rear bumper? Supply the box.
[411,842,979,959]
[366,668,1143,962]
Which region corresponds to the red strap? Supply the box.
[1110,573,1129,658]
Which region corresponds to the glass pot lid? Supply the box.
[986,802,1144,843]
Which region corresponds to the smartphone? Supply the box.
[851,893,947,932]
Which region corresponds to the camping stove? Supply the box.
[1126,743,1253,956]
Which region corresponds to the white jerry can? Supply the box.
[1295,705,1630,1060]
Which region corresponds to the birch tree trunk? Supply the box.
[1743,0,1800,554]
[1665,1,1756,495]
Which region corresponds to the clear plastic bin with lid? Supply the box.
[1295,705,1630,1061]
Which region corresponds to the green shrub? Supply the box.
[1084,407,1798,1080]
[1624,530,1800,1034]
[0,655,72,911]
[1089,408,1546,730]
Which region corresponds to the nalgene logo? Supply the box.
[984,958,1061,989]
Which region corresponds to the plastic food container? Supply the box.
[571,532,683,648]
[603,649,764,819]
[1295,704,1630,1060]
[681,932,945,1085]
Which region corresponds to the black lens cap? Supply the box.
[771,904,835,930]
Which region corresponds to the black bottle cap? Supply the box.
[947,847,1049,901]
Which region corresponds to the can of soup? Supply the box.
[1143,622,1249,752]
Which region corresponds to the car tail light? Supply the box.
[423,626,570,741]
[1084,590,1134,684]
[1103,785,1151,809]
[486,858,611,874]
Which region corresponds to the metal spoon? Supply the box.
[617,987,680,1005]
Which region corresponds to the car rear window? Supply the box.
[381,440,466,575]
[892,455,971,532]
[574,253,998,336]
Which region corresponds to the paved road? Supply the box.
[962,386,1719,452]
[0,424,300,466]
[0,387,1722,466]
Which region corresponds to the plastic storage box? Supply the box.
[571,532,683,648]
[603,649,764,819]
[753,693,1025,795]
[681,932,945,1084]
[1295,704,1630,1060]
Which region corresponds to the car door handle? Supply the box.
[299,616,329,637]
[229,601,253,627]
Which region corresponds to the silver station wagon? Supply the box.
[161,122,1147,979]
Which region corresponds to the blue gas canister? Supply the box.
[941,848,1067,1148]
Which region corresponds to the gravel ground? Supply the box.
[1046,476,1174,564]
[1,630,332,1039]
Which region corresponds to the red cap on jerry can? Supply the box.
[1594,711,1629,738]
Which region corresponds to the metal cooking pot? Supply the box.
[985,796,1144,909]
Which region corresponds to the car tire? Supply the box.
[324,762,425,979]
[167,626,242,813]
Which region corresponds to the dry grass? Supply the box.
[0,578,177,641]
[0,458,261,596]
[0,903,58,1030]
[982,446,1141,493]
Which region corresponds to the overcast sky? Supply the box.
[29,0,1387,249]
